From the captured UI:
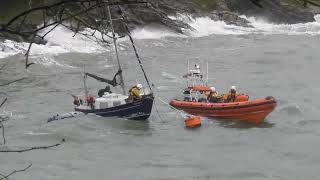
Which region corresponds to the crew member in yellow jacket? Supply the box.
[207,86,222,103]
[129,84,143,101]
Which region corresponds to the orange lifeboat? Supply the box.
[170,96,277,124]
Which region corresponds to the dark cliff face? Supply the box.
[117,0,317,33]
[118,0,317,33]
[226,0,315,24]
[0,0,319,43]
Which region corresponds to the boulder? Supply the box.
[209,11,253,27]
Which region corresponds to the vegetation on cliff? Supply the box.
[0,0,319,43]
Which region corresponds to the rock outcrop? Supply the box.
[226,0,316,24]
[1,0,319,43]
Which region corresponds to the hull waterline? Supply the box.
[75,95,154,121]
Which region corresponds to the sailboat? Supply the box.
[73,6,154,121]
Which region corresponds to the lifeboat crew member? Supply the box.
[129,84,143,101]
[207,86,221,103]
[224,86,237,103]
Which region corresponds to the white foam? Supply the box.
[185,16,253,36]
[184,14,320,36]
[1,14,320,61]
[245,15,320,35]
[0,25,107,65]
[0,40,27,59]
[41,26,105,53]
[132,14,320,38]
[131,26,179,39]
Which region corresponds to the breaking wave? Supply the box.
[245,15,320,35]
[0,26,106,62]
[131,14,320,38]
[1,15,320,60]
[131,26,179,39]
[185,14,320,37]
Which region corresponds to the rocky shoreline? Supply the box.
[0,0,319,43]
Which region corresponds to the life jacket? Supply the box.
[207,91,219,99]
[207,91,222,103]
[129,86,141,98]
[129,86,137,93]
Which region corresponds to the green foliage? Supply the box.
[280,0,304,6]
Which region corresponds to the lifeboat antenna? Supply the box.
[187,60,189,87]
[206,61,209,86]
[82,65,89,99]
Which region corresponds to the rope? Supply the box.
[152,100,165,122]
[156,96,190,118]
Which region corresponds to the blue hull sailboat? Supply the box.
[75,94,154,120]
[73,5,154,121]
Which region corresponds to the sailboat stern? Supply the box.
[125,94,154,120]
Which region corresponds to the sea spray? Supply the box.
[1,15,320,60]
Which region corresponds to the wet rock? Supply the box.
[0,31,24,42]
[208,11,253,28]
[0,31,46,45]
[116,1,197,34]
[32,36,47,45]
[116,6,191,34]
[0,0,318,43]
[226,0,315,24]
[216,0,230,11]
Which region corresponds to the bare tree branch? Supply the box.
[0,0,147,69]
[300,0,320,7]
[0,163,32,180]
[0,121,5,145]
[0,78,27,87]
[20,4,99,34]
[25,34,36,68]
[0,139,65,153]
[0,173,7,180]
[0,98,7,109]
[5,0,83,27]
[0,98,8,145]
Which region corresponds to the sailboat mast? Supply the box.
[107,6,126,95]
[83,66,89,99]
[206,61,209,86]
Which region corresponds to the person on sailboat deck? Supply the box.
[86,95,95,109]
[223,86,237,103]
[128,84,143,101]
[98,85,112,97]
[207,86,222,103]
